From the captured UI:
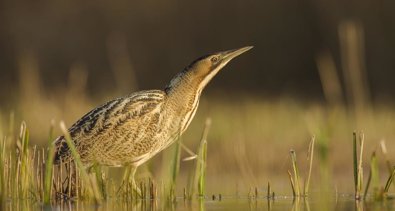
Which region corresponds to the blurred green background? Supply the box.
[1,0,395,195]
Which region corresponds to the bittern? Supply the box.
[53,46,253,190]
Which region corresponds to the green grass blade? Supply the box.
[353,132,364,200]
[290,150,300,196]
[384,167,395,193]
[44,121,55,204]
[357,133,364,199]
[353,132,358,193]
[380,140,395,191]
[364,151,379,200]
[287,170,296,198]
[196,118,211,198]
[166,138,181,201]
[304,136,315,196]
[197,139,207,197]
[18,122,30,198]
[0,136,5,204]
[370,152,379,197]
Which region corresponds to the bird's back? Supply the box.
[54,90,168,167]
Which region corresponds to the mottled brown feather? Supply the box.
[54,90,168,167]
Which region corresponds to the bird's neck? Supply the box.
[164,73,202,135]
[164,71,203,113]
[166,71,202,95]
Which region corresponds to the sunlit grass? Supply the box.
[287,136,315,198]
[1,101,395,211]
[6,65,395,196]
[196,118,210,198]
[2,56,395,205]
[43,120,55,204]
[353,132,364,200]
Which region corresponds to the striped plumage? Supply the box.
[53,46,253,170]
[54,90,167,167]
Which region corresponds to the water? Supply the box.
[3,195,395,211]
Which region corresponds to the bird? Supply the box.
[53,46,253,191]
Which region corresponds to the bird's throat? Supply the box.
[165,75,202,133]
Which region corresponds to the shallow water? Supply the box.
[3,195,395,211]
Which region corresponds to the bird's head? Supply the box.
[191,46,253,90]
[165,46,253,94]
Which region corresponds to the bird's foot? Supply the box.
[131,179,142,197]
[117,166,142,198]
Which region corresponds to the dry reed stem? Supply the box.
[288,170,296,197]
[304,136,315,196]
[290,150,301,196]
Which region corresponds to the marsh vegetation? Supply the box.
[1,2,395,209]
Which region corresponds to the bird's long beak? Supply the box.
[195,46,253,92]
[221,46,253,63]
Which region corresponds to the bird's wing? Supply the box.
[54,90,166,165]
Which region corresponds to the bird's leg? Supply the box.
[92,164,106,197]
[118,166,141,197]
[116,166,130,196]
[129,166,142,197]
[64,161,77,198]
[121,166,131,183]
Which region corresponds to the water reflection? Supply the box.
[2,196,395,211]
[290,198,310,211]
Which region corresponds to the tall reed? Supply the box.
[288,136,315,198]
[353,132,364,200]
[44,121,55,204]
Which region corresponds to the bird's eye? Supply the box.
[211,56,218,63]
